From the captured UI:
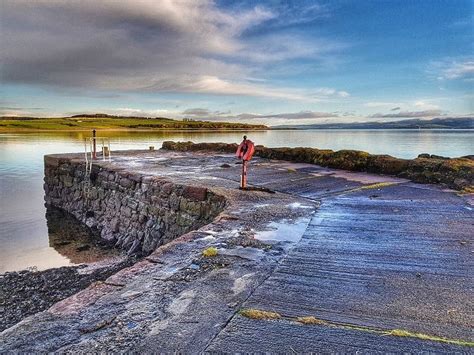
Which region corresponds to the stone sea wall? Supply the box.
[162,141,474,191]
[44,155,226,255]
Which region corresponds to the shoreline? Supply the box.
[0,257,135,332]
[0,127,269,133]
[1,127,473,133]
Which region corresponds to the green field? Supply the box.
[0,115,267,131]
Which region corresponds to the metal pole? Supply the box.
[92,129,97,160]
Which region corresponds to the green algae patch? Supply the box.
[296,316,327,325]
[359,182,397,190]
[386,329,474,347]
[342,181,398,195]
[239,308,281,320]
[202,247,218,257]
[237,308,474,347]
[460,186,474,194]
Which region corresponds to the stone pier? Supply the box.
[44,153,225,255]
[1,144,472,352]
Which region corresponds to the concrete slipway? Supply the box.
[1,148,472,353]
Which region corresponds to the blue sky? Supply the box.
[0,0,472,125]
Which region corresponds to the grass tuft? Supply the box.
[239,308,281,320]
[202,247,218,257]
[296,316,326,325]
[461,186,474,194]
[387,329,474,347]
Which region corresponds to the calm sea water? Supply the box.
[1,129,472,273]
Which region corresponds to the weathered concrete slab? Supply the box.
[1,148,473,352]
[208,183,473,351]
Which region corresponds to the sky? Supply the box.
[0,0,472,126]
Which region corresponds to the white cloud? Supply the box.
[0,0,347,102]
[241,35,346,63]
[364,102,402,108]
[144,75,348,101]
[433,58,474,81]
[115,108,178,117]
[441,61,474,80]
[369,110,444,119]
[179,109,340,122]
[413,101,439,110]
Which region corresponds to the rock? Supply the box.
[76,244,90,252]
[119,178,134,188]
[110,218,120,232]
[183,186,207,201]
[161,183,173,195]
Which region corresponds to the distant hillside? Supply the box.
[0,114,268,131]
[69,113,175,121]
[273,117,474,130]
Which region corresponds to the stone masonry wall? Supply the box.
[43,155,226,255]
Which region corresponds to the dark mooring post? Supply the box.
[92,129,97,160]
[241,160,247,189]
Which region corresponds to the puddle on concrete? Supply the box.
[115,161,145,168]
[142,157,169,161]
[198,235,216,241]
[287,202,313,209]
[254,217,311,243]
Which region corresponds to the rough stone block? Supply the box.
[183,186,207,201]
[44,156,61,167]
[161,182,173,195]
[119,177,134,188]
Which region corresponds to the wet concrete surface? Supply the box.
[1,149,472,352]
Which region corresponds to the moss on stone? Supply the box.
[387,329,474,347]
[236,307,474,347]
[202,246,218,257]
[239,308,281,320]
[296,316,327,325]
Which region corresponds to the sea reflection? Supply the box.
[0,206,121,273]
[46,206,121,265]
